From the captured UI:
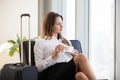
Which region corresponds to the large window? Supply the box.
[89,0,115,79]
[66,0,75,40]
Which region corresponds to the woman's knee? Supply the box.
[75,72,89,80]
[74,54,88,63]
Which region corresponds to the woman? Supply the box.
[34,12,96,80]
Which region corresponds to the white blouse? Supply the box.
[34,36,73,72]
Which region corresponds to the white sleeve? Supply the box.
[34,39,56,72]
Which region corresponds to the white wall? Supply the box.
[0,0,38,45]
[0,0,38,69]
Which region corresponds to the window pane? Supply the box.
[89,0,115,79]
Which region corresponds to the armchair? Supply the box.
[21,40,82,80]
[22,40,82,66]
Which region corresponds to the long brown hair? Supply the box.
[41,12,70,46]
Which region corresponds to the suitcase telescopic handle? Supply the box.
[20,13,31,65]
[21,14,30,17]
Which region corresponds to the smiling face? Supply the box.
[53,16,63,34]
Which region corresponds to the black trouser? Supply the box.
[38,59,76,80]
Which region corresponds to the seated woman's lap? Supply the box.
[38,59,76,80]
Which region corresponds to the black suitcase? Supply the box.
[0,14,38,80]
[0,63,38,80]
